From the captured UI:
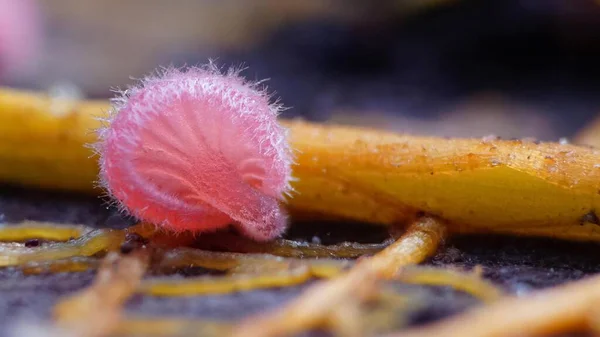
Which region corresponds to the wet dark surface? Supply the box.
[430,235,600,293]
[1,186,600,337]
[0,268,95,334]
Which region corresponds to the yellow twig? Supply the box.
[4,88,600,242]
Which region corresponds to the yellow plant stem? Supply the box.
[3,88,600,242]
[0,88,105,191]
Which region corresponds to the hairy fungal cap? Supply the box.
[96,65,294,241]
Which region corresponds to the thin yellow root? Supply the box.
[152,247,350,275]
[142,266,316,297]
[126,286,411,337]
[0,229,124,266]
[53,250,149,337]
[396,265,504,303]
[0,221,86,242]
[154,248,291,272]
[145,249,349,296]
[230,216,446,337]
[389,273,600,337]
[20,256,100,274]
[142,260,347,296]
[195,232,391,258]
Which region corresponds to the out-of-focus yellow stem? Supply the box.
[114,318,231,337]
[54,250,149,337]
[3,87,600,241]
[0,88,104,191]
[574,113,600,148]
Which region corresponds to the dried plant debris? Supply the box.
[2,190,600,337]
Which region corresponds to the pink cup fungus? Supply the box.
[96,64,294,241]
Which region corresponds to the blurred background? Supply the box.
[2,0,600,140]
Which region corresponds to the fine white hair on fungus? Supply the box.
[93,63,295,241]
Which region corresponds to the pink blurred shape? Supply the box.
[97,65,294,241]
[0,0,41,79]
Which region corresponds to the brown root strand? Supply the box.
[151,246,350,275]
[195,232,392,258]
[396,265,504,303]
[142,266,314,297]
[387,273,600,337]
[20,256,100,274]
[326,298,365,337]
[230,216,446,337]
[354,288,415,335]
[113,318,231,337]
[144,247,350,296]
[142,257,348,296]
[152,247,291,272]
[53,249,150,337]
